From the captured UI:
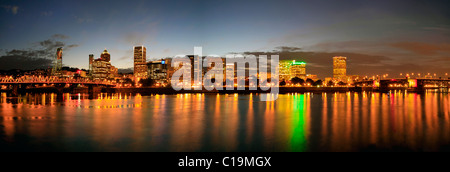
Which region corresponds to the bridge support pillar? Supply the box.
[88,85,94,99]
[12,85,19,97]
[416,80,425,92]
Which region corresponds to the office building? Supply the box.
[333,56,347,80]
[92,49,117,80]
[134,46,148,79]
[147,59,168,84]
[279,60,292,81]
[290,60,306,79]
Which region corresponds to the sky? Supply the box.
[1,0,449,78]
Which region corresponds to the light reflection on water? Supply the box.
[0,91,450,152]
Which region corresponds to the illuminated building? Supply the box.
[333,56,347,80]
[88,54,94,78]
[147,59,168,84]
[290,60,306,79]
[92,59,111,80]
[167,56,192,87]
[92,49,117,80]
[101,49,111,62]
[346,75,360,84]
[191,55,203,86]
[165,58,175,80]
[134,46,148,79]
[279,60,292,81]
[306,74,318,81]
[52,47,63,76]
[226,63,235,84]
[109,66,118,79]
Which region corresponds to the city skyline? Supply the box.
[1,0,450,78]
[1,0,450,155]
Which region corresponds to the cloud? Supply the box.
[73,15,93,23]
[118,68,133,74]
[124,32,147,45]
[427,57,450,63]
[274,46,302,52]
[309,41,382,52]
[391,42,450,56]
[121,22,159,46]
[66,44,79,49]
[240,46,400,78]
[118,56,130,61]
[0,36,79,70]
[117,50,133,61]
[240,45,450,78]
[41,11,53,17]
[51,34,70,39]
[0,56,52,71]
[2,5,19,15]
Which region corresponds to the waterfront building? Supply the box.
[147,59,168,85]
[290,60,306,79]
[306,74,318,81]
[225,62,235,84]
[279,60,292,81]
[52,47,63,76]
[333,56,347,80]
[88,54,94,78]
[92,49,117,81]
[92,59,111,80]
[346,75,360,84]
[134,46,148,79]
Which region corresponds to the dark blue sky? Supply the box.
[1,0,449,77]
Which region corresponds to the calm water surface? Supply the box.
[1,91,450,152]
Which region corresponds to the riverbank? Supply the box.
[1,86,404,95]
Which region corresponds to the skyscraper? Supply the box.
[333,56,347,80]
[134,46,148,79]
[147,59,168,85]
[101,49,110,62]
[89,54,94,77]
[279,60,293,81]
[52,47,63,76]
[91,49,117,80]
[290,60,306,79]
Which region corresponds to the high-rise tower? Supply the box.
[333,56,347,80]
[52,47,63,76]
[88,54,94,78]
[134,46,148,79]
[101,49,110,62]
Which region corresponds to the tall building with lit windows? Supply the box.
[101,49,111,62]
[147,59,168,84]
[290,60,306,79]
[279,60,292,81]
[88,54,94,78]
[225,63,235,84]
[92,49,117,80]
[134,46,148,79]
[333,56,347,80]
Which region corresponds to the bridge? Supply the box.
[0,76,115,96]
[355,78,450,92]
